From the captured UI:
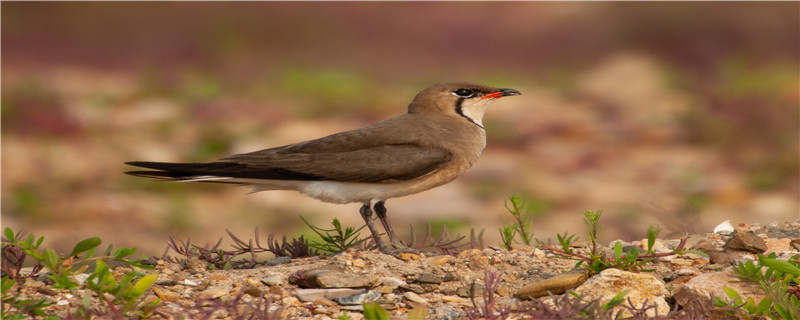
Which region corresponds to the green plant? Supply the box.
[498,194,535,250]
[1,276,57,320]
[165,228,315,270]
[715,253,800,319]
[83,260,160,317]
[301,217,368,254]
[542,211,686,276]
[1,228,149,289]
[1,228,161,319]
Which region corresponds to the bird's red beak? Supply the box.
[481,88,521,100]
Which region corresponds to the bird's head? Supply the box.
[408,83,521,128]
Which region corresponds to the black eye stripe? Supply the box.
[454,97,484,129]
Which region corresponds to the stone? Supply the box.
[403,292,427,305]
[515,271,588,300]
[295,288,363,302]
[764,238,793,254]
[289,265,375,288]
[334,290,381,305]
[378,276,406,287]
[152,286,180,301]
[441,295,470,303]
[400,284,425,294]
[725,231,767,253]
[416,273,444,284]
[199,287,229,299]
[243,286,263,297]
[261,275,284,286]
[572,268,669,317]
[674,269,765,309]
[265,256,292,266]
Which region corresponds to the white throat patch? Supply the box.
[459,100,494,127]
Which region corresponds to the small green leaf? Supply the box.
[41,248,61,273]
[69,237,101,257]
[613,241,623,259]
[362,303,391,320]
[4,227,15,241]
[129,274,158,298]
[759,256,800,277]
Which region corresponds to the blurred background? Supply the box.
[2,2,798,256]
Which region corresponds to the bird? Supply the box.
[125,82,521,255]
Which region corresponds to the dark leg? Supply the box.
[374,201,404,248]
[374,201,422,254]
[359,203,388,251]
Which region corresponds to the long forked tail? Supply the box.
[124,161,320,182]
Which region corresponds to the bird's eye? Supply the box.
[453,89,474,98]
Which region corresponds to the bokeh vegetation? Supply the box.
[2,2,797,255]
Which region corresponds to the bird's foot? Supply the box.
[377,240,425,257]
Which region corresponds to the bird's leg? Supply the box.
[373,201,405,249]
[359,203,388,251]
[373,201,423,255]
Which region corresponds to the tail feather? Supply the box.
[124,161,321,181]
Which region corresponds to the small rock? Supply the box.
[261,275,284,286]
[200,287,229,299]
[416,273,444,284]
[458,249,482,259]
[210,273,228,281]
[295,288,363,302]
[312,306,330,315]
[334,290,381,305]
[725,231,767,253]
[713,220,734,234]
[515,271,588,300]
[379,276,406,287]
[433,255,453,266]
[289,265,375,288]
[313,298,338,306]
[572,268,669,317]
[243,286,263,297]
[403,292,427,305]
[152,286,180,301]
[764,238,794,254]
[441,295,470,303]
[266,256,292,266]
[72,273,90,285]
[375,285,395,294]
[674,269,765,309]
[677,268,696,276]
[495,285,510,297]
[351,259,366,268]
[182,279,198,286]
[269,285,289,299]
[400,284,425,294]
[468,256,490,270]
[56,299,69,306]
[397,253,421,261]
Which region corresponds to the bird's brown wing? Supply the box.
[222,144,452,183]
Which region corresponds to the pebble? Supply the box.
[182,279,198,286]
[296,288,363,302]
[416,273,444,284]
[379,276,406,287]
[334,290,381,305]
[266,256,292,266]
[677,268,696,276]
[403,291,427,305]
[200,287,229,299]
[441,295,470,303]
[261,275,283,286]
[401,283,426,294]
